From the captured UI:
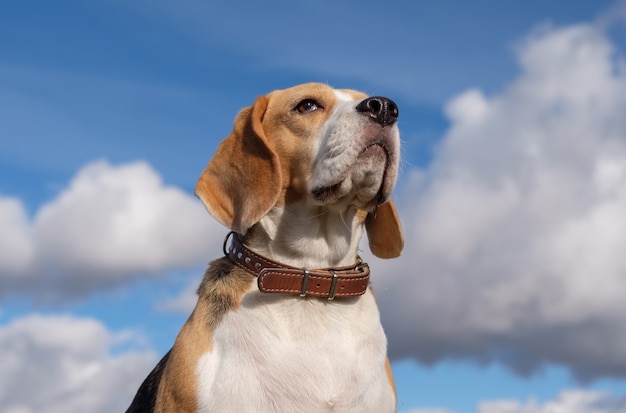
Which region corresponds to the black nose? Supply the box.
[355,96,399,126]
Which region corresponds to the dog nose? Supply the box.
[356,96,399,126]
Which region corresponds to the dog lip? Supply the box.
[361,141,392,205]
[359,140,390,157]
[311,182,342,202]
[312,142,392,204]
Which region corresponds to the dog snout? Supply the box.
[355,96,399,126]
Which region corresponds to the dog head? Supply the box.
[195,83,403,258]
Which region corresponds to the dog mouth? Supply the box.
[311,140,391,204]
[360,140,390,159]
[311,182,343,203]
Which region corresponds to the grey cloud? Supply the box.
[0,314,156,413]
[373,22,626,380]
[476,390,626,413]
[0,160,223,302]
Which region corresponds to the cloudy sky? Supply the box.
[2,1,626,412]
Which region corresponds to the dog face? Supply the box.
[195,82,403,258]
[261,83,400,210]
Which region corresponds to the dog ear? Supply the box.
[365,200,404,259]
[195,96,282,234]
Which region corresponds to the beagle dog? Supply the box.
[126,82,404,413]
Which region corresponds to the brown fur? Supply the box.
[366,201,404,259]
[196,83,403,259]
[155,259,254,412]
[195,97,282,234]
[126,259,254,413]
[128,83,404,412]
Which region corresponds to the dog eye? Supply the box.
[295,99,322,114]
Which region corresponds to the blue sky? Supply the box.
[3,1,626,412]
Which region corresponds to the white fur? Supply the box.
[248,89,400,269]
[251,202,364,269]
[196,288,394,412]
[311,97,400,209]
[333,89,354,102]
[194,86,398,412]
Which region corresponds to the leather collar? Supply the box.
[224,232,370,300]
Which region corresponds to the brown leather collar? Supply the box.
[224,232,370,300]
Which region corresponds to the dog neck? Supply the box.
[244,200,364,270]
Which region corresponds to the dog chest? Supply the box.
[194,289,395,412]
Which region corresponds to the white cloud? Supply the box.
[476,390,626,413]
[0,160,223,301]
[0,198,33,275]
[400,390,626,413]
[376,22,626,379]
[0,314,156,413]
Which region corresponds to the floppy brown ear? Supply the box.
[365,200,404,259]
[195,96,282,234]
